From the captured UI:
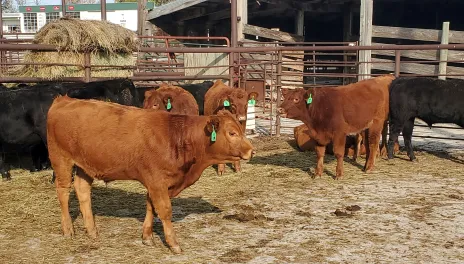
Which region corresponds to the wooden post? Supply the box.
[61,0,66,17]
[394,50,401,77]
[276,50,282,137]
[101,0,107,21]
[137,0,148,36]
[295,10,304,36]
[438,21,450,80]
[237,0,248,41]
[358,0,373,81]
[84,52,91,83]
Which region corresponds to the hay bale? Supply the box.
[7,18,138,80]
[11,51,135,79]
[33,17,138,54]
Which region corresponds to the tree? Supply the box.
[2,0,16,12]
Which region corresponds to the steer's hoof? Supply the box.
[63,230,75,239]
[308,169,322,179]
[410,158,419,163]
[142,238,155,246]
[87,230,98,240]
[170,245,182,254]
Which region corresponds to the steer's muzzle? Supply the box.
[238,115,247,121]
[277,107,287,118]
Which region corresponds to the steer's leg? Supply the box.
[364,122,383,173]
[142,193,156,246]
[0,155,11,181]
[148,186,181,254]
[74,167,97,239]
[233,160,241,173]
[402,117,417,162]
[380,120,389,158]
[353,133,362,162]
[387,119,404,159]
[217,163,226,176]
[313,144,326,178]
[53,159,75,237]
[333,134,347,180]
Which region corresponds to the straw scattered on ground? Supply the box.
[0,136,463,264]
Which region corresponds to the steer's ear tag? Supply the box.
[248,98,256,105]
[306,94,313,105]
[167,98,172,110]
[223,100,230,107]
[211,125,217,142]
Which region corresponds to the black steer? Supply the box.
[0,79,140,181]
[387,77,464,161]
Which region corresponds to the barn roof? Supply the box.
[147,0,208,20]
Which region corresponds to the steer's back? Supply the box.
[47,96,171,180]
[319,75,391,131]
[389,77,464,127]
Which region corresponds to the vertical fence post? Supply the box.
[0,3,3,75]
[230,0,237,87]
[101,0,107,21]
[84,52,91,83]
[61,0,66,17]
[275,50,282,137]
[358,0,373,81]
[438,21,450,80]
[394,50,401,77]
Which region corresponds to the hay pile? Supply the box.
[10,18,139,79]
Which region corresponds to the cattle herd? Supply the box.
[0,74,462,254]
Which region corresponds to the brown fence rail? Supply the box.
[0,41,463,143]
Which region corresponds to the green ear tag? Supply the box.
[167,98,172,110]
[248,98,256,105]
[306,94,313,105]
[211,125,217,142]
[223,100,230,107]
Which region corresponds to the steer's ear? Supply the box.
[144,89,155,100]
[304,88,315,105]
[248,91,259,105]
[219,96,231,108]
[205,117,221,142]
[248,91,259,100]
[163,96,173,110]
[281,88,289,96]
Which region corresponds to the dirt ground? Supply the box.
[0,136,463,264]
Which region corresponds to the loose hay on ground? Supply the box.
[0,137,463,263]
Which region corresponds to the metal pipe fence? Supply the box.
[0,40,463,143]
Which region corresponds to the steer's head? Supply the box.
[278,88,313,120]
[214,80,259,123]
[143,89,166,111]
[205,110,255,162]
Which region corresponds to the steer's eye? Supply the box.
[293,98,299,103]
[229,131,238,137]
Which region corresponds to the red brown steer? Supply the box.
[279,75,394,179]
[204,79,258,175]
[47,96,254,254]
[143,84,200,115]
